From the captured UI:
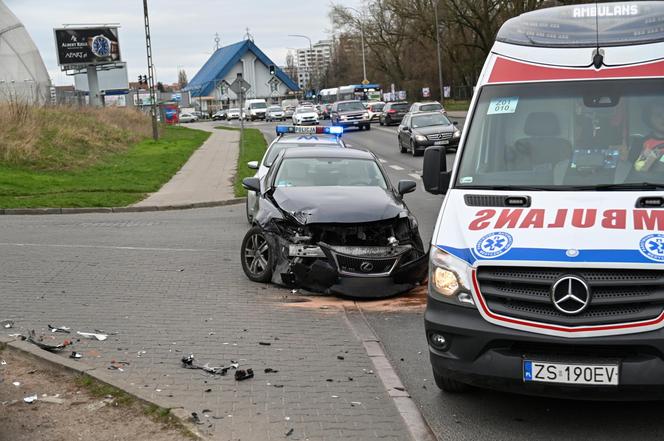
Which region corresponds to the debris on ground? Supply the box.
[181,355,238,376]
[234,369,254,381]
[24,330,72,353]
[48,325,71,334]
[23,395,38,404]
[76,331,108,341]
[337,355,345,360]
[258,342,271,346]
[264,368,278,374]
[12,381,20,387]
[286,428,294,437]
[1,320,14,329]
[40,395,65,405]
[69,352,83,360]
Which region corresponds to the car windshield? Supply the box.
[337,102,365,112]
[371,104,385,111]
[419,103,443,111]
[268,106,281,111]
[456,79,664,190]
[390,103,410,111]
[412,113,451,128]
[229,108,239,112]
[264,142,337,167]
[296,107,314,114]
[274,157,387,188]
[250,102,267,109]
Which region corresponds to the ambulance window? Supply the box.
[456,79,664,190]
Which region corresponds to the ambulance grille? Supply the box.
[476,267,664,326]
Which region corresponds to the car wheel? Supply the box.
[433,372,469,393]
[411,141,423,157]
[379,119,384,126]
[241,226,273,283]
[399,138,407,153]
[364,124,371,131]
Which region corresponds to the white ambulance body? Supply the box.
[423,2,664,398]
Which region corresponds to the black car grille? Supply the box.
[426,132,453,141]
[334,254,398,276]
[476,267,664,326]
[344,113,364,120]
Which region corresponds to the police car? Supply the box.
[422,1,664,399]
[245,125,346,223]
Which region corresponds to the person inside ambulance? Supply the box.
[632,101,664,173]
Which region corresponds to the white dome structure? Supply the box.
[0,0,51,103]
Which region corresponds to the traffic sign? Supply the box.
[361,79,370,85]
[230,77,251,95]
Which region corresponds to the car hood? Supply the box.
[271,186,406,224]
[412,125,455,135]
[296,112,318,118]
[434,189,664,267]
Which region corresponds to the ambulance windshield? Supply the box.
[456,79,664,190]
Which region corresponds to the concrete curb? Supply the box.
[0,198,245,216]
[0,335,210,440]
[342,305,437,441]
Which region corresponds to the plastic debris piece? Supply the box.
[1,360,6,366]
[23,395,38,404]
[259,342,271,346]
[95,329,118,336]
[264,368,278,374]
[70,352,83,359]
[286,428,294,437]
[351,401,362,406]
[337,355,345,360]
[1,320,14,329]
[40,396,65,404]
[191,412,203,425]
[7,334,21,338]
[204,388,212,393]
[24,330,73,353]
[273,384,284,388]
[12,381,20,387]
[284,416,290,421]
[76,331,108,341]
[48,325,70,334]
[234,369,254,381]
[326,379,334,382]
[394,386,406,392]
[181,355,237,376]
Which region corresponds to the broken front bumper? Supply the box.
[280,243,428,298]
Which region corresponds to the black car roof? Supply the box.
[282,147,373,159]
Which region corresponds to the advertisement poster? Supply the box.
[54,27,121,67]
[161,103,179,125]
[422,87,430,98]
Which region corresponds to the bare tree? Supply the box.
[177,69,188,90]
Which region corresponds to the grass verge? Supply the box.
[0,126,210,208]
[444,100,470,111]
[216,125,267,198]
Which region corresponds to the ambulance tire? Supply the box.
[434,372,469,393]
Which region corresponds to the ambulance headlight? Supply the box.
[430,247,475,308]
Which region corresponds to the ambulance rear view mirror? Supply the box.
[423,146,451,195]
[584,94,619,108]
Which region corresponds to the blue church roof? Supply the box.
[186,40,299,97]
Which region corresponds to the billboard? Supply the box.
[54,27,121,67]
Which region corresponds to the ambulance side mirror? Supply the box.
[423,146,451,195]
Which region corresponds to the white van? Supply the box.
[422,1,664,399]
[244,99,268,121]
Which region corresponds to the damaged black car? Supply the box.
[240,147,428,297]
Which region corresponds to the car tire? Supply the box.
[241,226,274,283]
[434,372,469,393]
[379,119,384,126]
[399,138,407,153]
[411,141,423,157]
[364,124,371,131]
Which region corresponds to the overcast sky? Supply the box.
[5,0,362,86]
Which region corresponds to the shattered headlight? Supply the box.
[429,246,475,308]
[453,128,461,139]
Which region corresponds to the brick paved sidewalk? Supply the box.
[0,207,412,440]
[134,123,239,207]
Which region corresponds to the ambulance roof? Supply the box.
[497,1,664,48]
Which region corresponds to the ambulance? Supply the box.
[422,1,664,398]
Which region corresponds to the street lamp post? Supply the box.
[346,6,368,84]
[289,34,315,96]
[433,0,445,104]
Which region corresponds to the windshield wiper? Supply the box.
[578,182,664,191]
[457,185,572,191]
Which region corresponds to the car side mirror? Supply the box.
[423,146,451,195]
[397,180,417,196]
[452,121,458,126]
[242,177,260,193]
[247,161,259,170]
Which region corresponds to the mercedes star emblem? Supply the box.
[551,276,591,315]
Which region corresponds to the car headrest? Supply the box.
[524,112,561,137]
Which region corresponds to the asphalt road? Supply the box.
[231,117,664,441]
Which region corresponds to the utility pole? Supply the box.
[143,0,159,141]
[433,0,444,104]
[346,7,368,84]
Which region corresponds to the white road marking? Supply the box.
[389,165,404,171]
[409,173,421,180]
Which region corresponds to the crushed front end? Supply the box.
[264,215,428,297]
